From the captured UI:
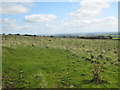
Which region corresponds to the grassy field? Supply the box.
[2,35,119,88]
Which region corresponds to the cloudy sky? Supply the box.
[1,0,118,35]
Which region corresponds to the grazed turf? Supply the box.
[2,35,119,88]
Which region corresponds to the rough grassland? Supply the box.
[2,35,119,88]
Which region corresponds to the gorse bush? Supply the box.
[90,54,108,84]
[91,64,102,84]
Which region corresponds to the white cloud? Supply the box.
[2,18,15,24]
[1,1,118,34]
[0,2,29,14]
[1,0,33,2]
[62,0,118,32]
[102,16,118,25]
[2,18,24,33]
[1,0,118,2]
[25,14,57,23]
[2,18,59,34]
[63,16,118,27]
[70,0,110,17]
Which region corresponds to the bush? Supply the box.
[91,64,102,84]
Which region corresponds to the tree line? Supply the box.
[2,33,113,39]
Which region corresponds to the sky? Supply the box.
[0,0,118,35]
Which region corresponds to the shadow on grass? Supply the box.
[82,79,108,84]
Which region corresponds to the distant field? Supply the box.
[112,37,120,40]
[2,35,119,88]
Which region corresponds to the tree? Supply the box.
[3,33,5,35]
